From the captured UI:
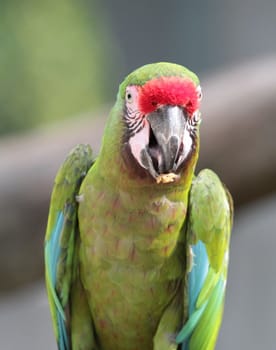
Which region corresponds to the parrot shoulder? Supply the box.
[176,168,233,349]
[45,144,94,349]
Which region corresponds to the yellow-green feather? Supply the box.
[177,169,233,349]
[44,144,93,349]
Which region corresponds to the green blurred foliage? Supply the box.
[0,0,118,135]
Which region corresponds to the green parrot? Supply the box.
[45,62,233,350]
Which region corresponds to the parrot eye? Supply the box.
[196,85,202,101]
[126,92,133,102]
[193,111,201,123]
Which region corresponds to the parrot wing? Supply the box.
[44,144,93,350]
[176,169,233,350]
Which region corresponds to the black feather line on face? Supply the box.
[122,102,200,174]
[122,103,145,142]
[187,112,200,138]
[122,103,200,145]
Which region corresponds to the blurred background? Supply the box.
[0,1,276,349]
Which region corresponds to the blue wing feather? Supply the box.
[44,144,94,350]
[176,240,209,349]
[188,240,209,316]
[176,169,233,350]
[45,211,69,349]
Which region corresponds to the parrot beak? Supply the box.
[139,105,191,181]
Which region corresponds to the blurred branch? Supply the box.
[1,57,276,290]
[0,110,108,290]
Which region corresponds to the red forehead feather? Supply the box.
[138,76,199,116]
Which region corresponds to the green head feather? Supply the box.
[119,62,200,99]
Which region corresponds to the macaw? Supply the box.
[45,62,233,350]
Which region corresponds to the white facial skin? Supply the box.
[125,86,140,112]
[196,85,202,101]
[125,86,151,170]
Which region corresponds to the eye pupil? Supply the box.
[127,93,132,100]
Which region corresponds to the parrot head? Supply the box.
[101,62,202,184]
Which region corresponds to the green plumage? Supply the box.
[45,62,233,350]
